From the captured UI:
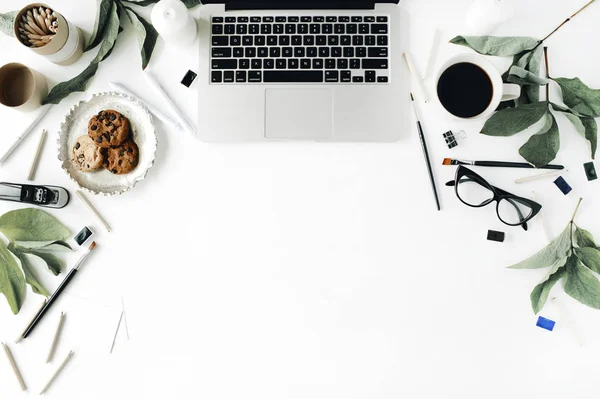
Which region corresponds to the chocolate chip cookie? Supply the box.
[88,110,130,148]
[104,139,139,174]
[71,135,105,172]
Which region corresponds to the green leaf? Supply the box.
[580,118,598,160]
[449,36,540,56]
[43,3,120,105]
[0,209,70,242]
[125,8,159,69]
[524,46,544,103]
[26,251,61,275]
[575,226,596,248]
[509,224,572,269]
[43,63,100,105]
[564,255,600,309]
[530,260,567,314]
[554,77,600,118]
[481,101,548,137]
[181,0,202,8]
[17,253,50,297]
[507,66,549,86]
[122,0,160,5]
[0,240,26,314]
[92,2,121,63]
[575,247,600,274]
[0,11,17,37]
[519,113,560,167]
[14,240,72,252]
[85,0,113,51]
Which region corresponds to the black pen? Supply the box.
[16,242,97,342]
[410,93,441,211]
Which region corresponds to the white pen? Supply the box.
[403,53,428,103]
[109,81,181,130]
[0,105,51,164]
[143,69,196,136]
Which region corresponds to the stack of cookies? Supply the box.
[71,110,139,175]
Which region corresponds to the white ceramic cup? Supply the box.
[0,63,48,112]
[435,53,520,120]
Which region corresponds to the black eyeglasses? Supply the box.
[446,166,542,231]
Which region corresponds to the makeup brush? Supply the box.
[17,242,97,341]
[442,158,564,170]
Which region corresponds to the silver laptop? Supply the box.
[197,0,409,142]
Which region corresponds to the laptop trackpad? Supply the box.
[265,89,334,139]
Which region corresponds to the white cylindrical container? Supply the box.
[151,0,198,47]
[14,3,84,66]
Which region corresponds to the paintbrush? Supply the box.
[442,158,564,170]
[17,242,97,341]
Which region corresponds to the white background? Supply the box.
[1,0,600,398]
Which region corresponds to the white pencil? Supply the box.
[28,129,47,180]
[422,28,441,81]
[515,170,565,184]
[40,351,74,394]
[143,69,196,136]
[2,342,27,391]
[403,53,428,103]
[76,191,111,232]
[109,81,181,130]
[0,105,51,164]
[46,312,66,363]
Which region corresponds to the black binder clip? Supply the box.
[443,130,466,149]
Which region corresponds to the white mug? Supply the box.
[435,53,520,120]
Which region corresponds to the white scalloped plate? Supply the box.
[57,92,157,196]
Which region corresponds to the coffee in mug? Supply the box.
[435,53,520,120]
[0,63,47,111]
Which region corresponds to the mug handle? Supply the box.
[502,83,521,101]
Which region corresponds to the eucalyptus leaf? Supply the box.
[0,209,70,242]
[481,101,548,137]
[524,46,544,103]
[509,224,571,269]
[575,226,596,248]
[92,2,121,63]
[449,36,540,56]
[85,0,113,51]
[564,255,600,309]
[125,8,159,69]
[122,0,160,5]
[519,113,560,167]
[575,247,600,274]
[554,77,600,118]
[530,263,567,314]
[580,118,598,159]
[0,240,26,314]
[181,0,202,8]
[43,63,99,105]
[15,240,72,251]
[16,253,50,297]
[44,3,120,105]
[507,66,549,86]
[0,11,17,37]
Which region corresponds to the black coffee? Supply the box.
[437,62,493,118]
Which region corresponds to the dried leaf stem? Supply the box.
[544,47,550,101]
[542,0,597,42]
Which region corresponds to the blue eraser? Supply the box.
[554,176,572,195]
[536,316,556,331]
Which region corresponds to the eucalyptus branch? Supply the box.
[543,47,550,101]
[541,0,597,42]
[571,197,584,223]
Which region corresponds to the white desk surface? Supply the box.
[1,0,600,397]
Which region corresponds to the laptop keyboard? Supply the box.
[210,15,390,84]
